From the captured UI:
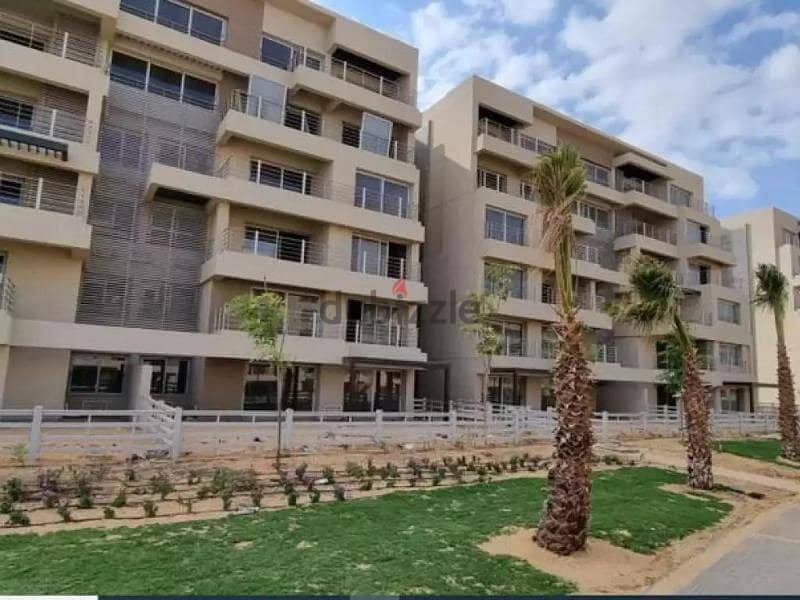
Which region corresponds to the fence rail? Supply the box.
[0,277,16,314]
[1,402,784,462]
[0,170,83,216]
[0,10,100,66]
[0,95,88,143]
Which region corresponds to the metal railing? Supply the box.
[477,118,555,155]
[329,58,407,104]
[616,175,663,200]
[703,202,716,217]
[228,90,413,163]
[617,219,677,244]
[208,227,420,281]
[340,122,414,163]
[0,278,16,314]
[495,336,527,357]
[346,319,418,347]
[0,95,88,143]
[120,0,226,46]
[0,171,83,216]
[216,158,418,220]
[484,222,525,245]
[582,159,611,187]
[213,304,340,339]
[0,10,100,66]
[594,344,618,363]
[573,244,601,264]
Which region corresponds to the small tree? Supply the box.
[462,263,514,443]
[228,289,290,465]
[753,263,800,459]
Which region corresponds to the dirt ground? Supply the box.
[481,480,795,594]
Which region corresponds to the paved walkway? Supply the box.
[681,504,800,595]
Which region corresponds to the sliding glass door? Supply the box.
[247,76,285,122]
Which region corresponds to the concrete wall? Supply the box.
[3,347,70,409]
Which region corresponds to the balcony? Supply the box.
[615,175,677,219]
[571,201,597,236]
[0,172,91,250]
[202,228,427,303]
[0,10,106,96]
[684,233,736,266]
[476,118,554,168]
[614,220,678,258]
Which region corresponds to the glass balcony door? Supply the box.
[247,76,285,123]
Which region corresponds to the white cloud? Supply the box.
[410,0,800,205]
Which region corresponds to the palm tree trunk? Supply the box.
[682,349,713,489]
[536,308,593,555]
[776,341,800,460]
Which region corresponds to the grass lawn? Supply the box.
[716,439,800,468]
[0,467,731,595]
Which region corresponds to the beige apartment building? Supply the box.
[723,207,800,408]
[0,0,428,411]
[416,77,756,413]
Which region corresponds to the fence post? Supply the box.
[171,406,183,460]
[375,409,383,441]
[449,407,458,438]
[28,405,43,464]
[283,408,294,450]
[642,409,649,434]
[738,412,744,436]
[601,410,609,442]
[513,409,521,444]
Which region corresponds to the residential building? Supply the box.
[0,0,427,412]
[722,207,800,408]
[416,77,755,413]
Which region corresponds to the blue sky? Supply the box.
[315,0,800,217]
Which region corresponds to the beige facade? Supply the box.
[416,77,755,412]
[722,207,800,408]
[0,0,427,412]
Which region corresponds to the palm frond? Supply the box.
[608,256,683,333]
[753,263,788,315]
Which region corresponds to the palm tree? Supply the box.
[533,145,594,555]
[753,263,800,459]
[610,256,713,489]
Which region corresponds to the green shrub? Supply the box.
[42,491,59,509]
[77,493,93,509]
[0,497,14,514]
[56,505,71,523]
[103,507,115,519]
[309,489,320,504]
[321,466,335,484]
[250,486,263,508]
[220,488,233,511]
[2,478,24,502]
[358,479,373,491]
[333,485,346,501]
[345,461,364,479]
[36,469,62,493]
[124,468,136,482]
[111,491,127,508]
[71,469,93,498]
[186,469,202,485]
[149,472,174,499]
[287,492,298,507]
[7,510,30,527]
[197,485,212,500]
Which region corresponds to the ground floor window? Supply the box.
[343,369,405,412]
[719,387,743,412]
[144,357,189,395]
[243,364,316,411]
[487,374,525,406]
[68,354,126,394]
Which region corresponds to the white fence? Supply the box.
[0,401,781,463]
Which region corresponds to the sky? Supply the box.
[314,0,800,218]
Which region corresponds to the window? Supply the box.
[718,299,741,324]
[100,126,144,169]
[122,0,225,45]
[283,104,321,135]
[488,374,526,405]
[261,36,295,70]
[491,321,525,356]
[484,262,525,299]
[782,229,799,247]
[360,113,393,156]
[477,168,508,193]
[0,175,24,206]
[110,52,217,110]
[110,52,148,88]
[719,388,741,412]
[354,172,409,218]
[351,236,388,276]
[249,159,314,195]
[719,343,744,369]
[519,181,534,200]
[144,357,189,395]
[68,355,126,394]
[485,207,525,245]
[669,184,692,207]
[0,96,33,131]
[342,122,361,148]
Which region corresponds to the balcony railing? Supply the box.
[213,305,340,338]
[616,175,663,200]
[215,158,418,221]
[120,0,227,46]
[582,159,611,187]
[329,58,407,104]
[0,96,88,143]
[477,118,555,155]
[0,10,100,66]
[346,320,418,347]
[208,227,420,282]
[228,90,414,163]
[573,244,601,264]
[0,277,16,314]
[484,223,526,246]
[0,172,83,217]
[496,336,528,357]
[594,344,618,363]
[476,168,534,200]
[617,220,677,244]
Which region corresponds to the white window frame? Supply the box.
[249,158,313,195]
[351,235,390,276]
[477,168,508,193]
[718,299,741,325]
[354,170,410,218]
[485,206,525,245]
[126,0,227,44]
